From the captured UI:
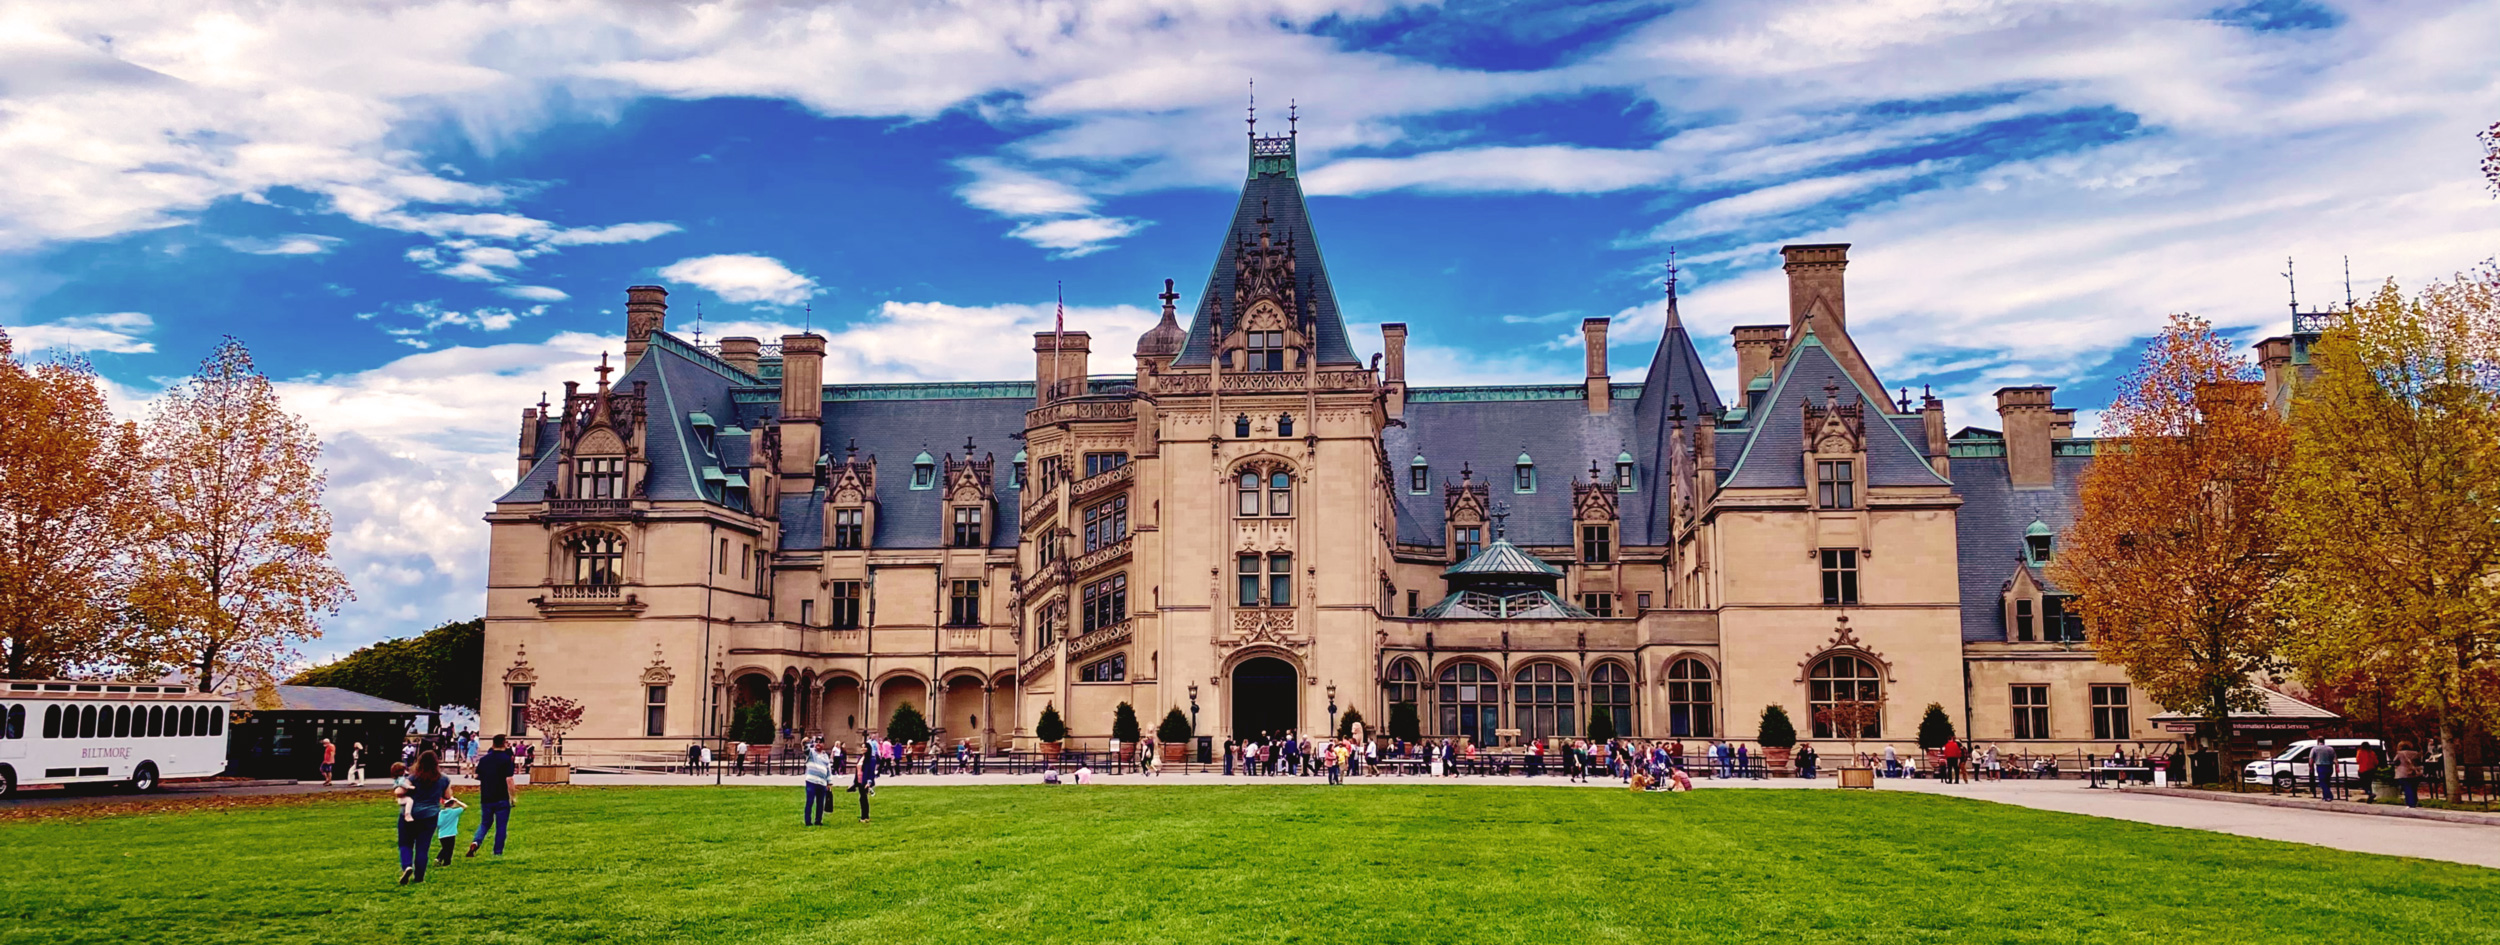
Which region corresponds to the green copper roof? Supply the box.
[1441,538,1564,579]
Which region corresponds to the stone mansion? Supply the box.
[482,128,2322,760]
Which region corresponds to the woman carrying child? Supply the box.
[394,751,458,885]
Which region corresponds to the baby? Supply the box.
[390,762,414,821]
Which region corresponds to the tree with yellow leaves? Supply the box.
[130,339,351,692]
[2279,273,2500,802]
[0,330,149,677]
[2050,314,2294,784]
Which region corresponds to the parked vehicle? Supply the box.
[0,680,232,797]
[2243,738,2385,787]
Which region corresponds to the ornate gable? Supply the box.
[944,449,996,504]
[828,442,878,506]
[1571,463,1619,523]
[1801,379,1865,456]
[1445,465,1490,525]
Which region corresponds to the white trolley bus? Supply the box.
[0,680,233,797]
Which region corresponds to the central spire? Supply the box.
[1172,111,1358,368]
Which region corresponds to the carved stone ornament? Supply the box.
[641,646,675,686]
[1223,609,1306,655]
[1795,614,1893,682]
[502,645,538,685]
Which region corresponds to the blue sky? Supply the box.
[3,0,2495,661]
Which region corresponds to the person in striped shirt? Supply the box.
[803,739,832,826]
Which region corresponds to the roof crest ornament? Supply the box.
[1663,246,1682,331]
[1489,500,1510,540]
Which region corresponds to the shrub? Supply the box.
[1112,702,1142,743]
[732,702,775,746]
[1587,709,1617,743]
[1036,703,1068,743]
[1917,703,1956,750]
[887,701,931,745]
[1757,705,1798,749]
[1388,702,1422,743]
[1157,707,1193,743]
[1338,708,1366,739]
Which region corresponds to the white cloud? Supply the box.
[956,157,1148,256]
[543,221,682,246]
[221,233,343,255]
[1306,145,1681,196]
[657,253,818,306]
[2,311,156,353]
[360,301,541,347]
[1006,217,1150,257]
[497,284,569,302]
[701,297,1158,382]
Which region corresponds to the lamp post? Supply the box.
[1327,683,1339,740]
[1188,683,1201,768]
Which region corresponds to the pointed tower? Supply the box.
[1633,257,1725,540]
[1171,108,1361,367]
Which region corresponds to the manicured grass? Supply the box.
[2,784,2495,944]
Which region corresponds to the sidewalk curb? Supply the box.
[2129,786,2500,827]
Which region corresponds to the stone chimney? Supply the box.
[1994,386,2057,490]
[1033,332,1092,407]
[1781,244,1849,332]
[2049,408,2076,440]
[1695,415,1718,494]
[1920,390,1948,478]
[718,337,761,377]
[1582,317,1610,415]
[1381,323,1408,419]
[1732,325,1786,389]
[2256,336,2294,416]
[779,333,825,490]
[624,285,667,369]
[517,407,541,481]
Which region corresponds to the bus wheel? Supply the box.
[0,765,15,799]
[131,762,160,793]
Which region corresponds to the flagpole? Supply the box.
[1052,281,1066,403]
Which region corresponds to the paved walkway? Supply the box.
[12,769,2494,869]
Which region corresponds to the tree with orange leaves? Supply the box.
[129,339,351,692]
[0,330,149,678]
[2049,314,2294,784]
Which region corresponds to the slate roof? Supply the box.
[1632,305,1724,541]
[797,395,1030,551]
[232,685,433,715]
[1172,140,1362,368]
[1719,328,1951,490]
[1948,450,2092,643]
[1383,390,1657,549]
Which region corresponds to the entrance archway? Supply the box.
[1231,656,1299,739]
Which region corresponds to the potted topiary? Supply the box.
[1035,703,1067,757]
[888,702,931,755]
[1157,707,1193,763]
[1587,708,1617,744]
[1917,703,1955,775]
[1388,702,1422,746]
[1112,702,1142,764]
[1758,705,1798,773]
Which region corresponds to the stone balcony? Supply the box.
[533,582,647,617]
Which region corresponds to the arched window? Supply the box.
[1237,472,1261,517]
[2025,520,2054,564]
[1437,663,1500,743]
[81,704,98,738]
[1808,654,1883,739]
[148,705,163,737]
[43,704,61,738]
[175,706,191,738]
[210,707,224,736]
[1666,659,1714,738]
[1277,414,1294,438]
[1514,452,1536,493]
[567,530,625,586]
[1268,471,1293,516]
[115,705,131,738]
[1409,455,1429,494]
[1592,663,1633,736]
[1235,467,1294,518]
[1513,663,1576,740]
[1615,451,1636,492]
[911,450,936,490]
[1386,659,1421,707]
[1234,414,1252,438]
[4,704,20,739]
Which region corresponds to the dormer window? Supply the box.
[576,457,625,499]
[1410,455,1429,494]
[1234,414,1252,438]
[1247,331,1286,372]
[1816,460,1855,509]
[833,509,864,550]
[1277,414,1294,438]
[911,451,936,490]
[1615,451,1636,492]
[1012,450,1027,490]
[953,507,984,548]
[2025,521,2054,564]
[1514,452,1536,494]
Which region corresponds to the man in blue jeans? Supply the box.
[467,734,519,856]
[802,739,832,825]
[2308,739,2338,801]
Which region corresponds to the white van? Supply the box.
[0,680,233,797]
[2243,738,2385,787]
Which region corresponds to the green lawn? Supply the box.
[3,785,2495,944]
